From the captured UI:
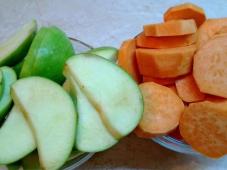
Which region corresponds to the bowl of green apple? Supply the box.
[0,20,144,170]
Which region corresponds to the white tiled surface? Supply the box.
[1,0,227,48]
[1,0,227,169]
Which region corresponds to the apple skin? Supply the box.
[0,67,17,120]
[20,26,75,84]
[0,20,37,66]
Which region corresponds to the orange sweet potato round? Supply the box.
[164,3,206,27]
[193,35,227,98]
[139,82,184,135]
[180,101,227,158]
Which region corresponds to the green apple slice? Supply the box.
[0,67,17,120]
[0,106,36,164]
[20,26,75,84]
[12,60,24,77]
[64,79,117,151]
[0,20,37,66]
[68,77,117,152]
[87,47,118,62]
[64,78,117,151]
[64,54,143,152]
[0,71,3,97]
[11,77,76,170]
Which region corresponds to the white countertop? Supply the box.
[0,0,227,169]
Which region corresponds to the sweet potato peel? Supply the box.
[180,101,227,158]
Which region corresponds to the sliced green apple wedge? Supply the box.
[0,20,37,66]
[20,26,75,84]
[12,60,24,77]
[68,77,118,152]
[0,106,36,164]
[11,77,76,170]
[87,47,118,62]
[0,67,17,120]
[0,71,3,97]
[64,54,143,152]
[64,78,117,151]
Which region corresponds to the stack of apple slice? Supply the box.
[0,20,143,169]
[0,77,76,170]
[0,54,143,169]
[64,53,143,152]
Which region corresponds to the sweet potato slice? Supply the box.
[217,26,227,34]
[143,19,197,37]
[136,45,196,78]
[142,76,176,85]
[134,127,154,138]
[179,101,227,158]
[197,18,227,48]
[164,3,206,27]
[175,74,205,102]
[167,85,177,94]
[136,32,197,49]
[139,82,184,135]
[205,95,226,103]
[118,39,141,83]
[193,35,227,98]
[168,127,183,140]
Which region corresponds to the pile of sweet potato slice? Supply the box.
[118,2,227,158]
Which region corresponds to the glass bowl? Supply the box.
[152,129,199,155]
[152,135,199,155]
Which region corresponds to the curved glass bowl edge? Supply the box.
[152,135,200,155]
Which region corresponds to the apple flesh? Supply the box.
[11,77,76,170]
[0,106,36,164]
[64,54,143,152]
[87,47,118,62]
[68,77,118,152]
